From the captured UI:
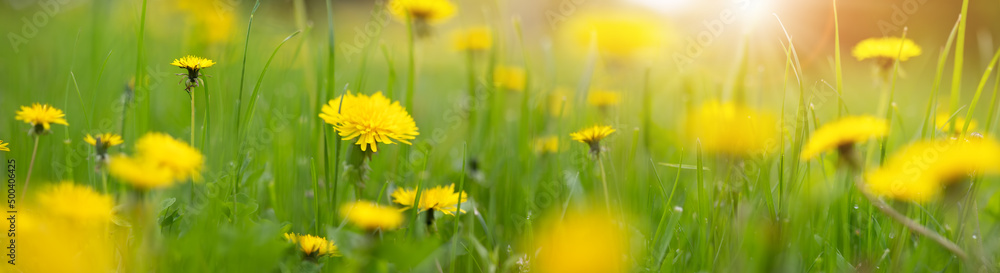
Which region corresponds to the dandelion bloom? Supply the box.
[866,138,1000,202]
[108,155,177,189]
[171,55,215,89]
[452,26,492,51]
[800,116,888,160]
[36,182,114,225]
[16,103,69,133]
[173,0,235,43]
[388,0,456,24]
[392,183,467,216]
[533,209,628,273]
[571,125,615,156]
[685,101,777,156]
[935,113,977,134]
[534,136,560,155]
[320,92,419,153]
[108,132,203,189]
[0,140,8,152]
[852,37,921,67]
[135,132,205,182]
[587,89,622,108]
[340,201,405,231]
[494,66,526,92]
[17,183,115,272]
[284,233,341,258]
[85,133,124,149]
[565,11,666,59]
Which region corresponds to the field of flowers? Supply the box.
[3,0,1000,272]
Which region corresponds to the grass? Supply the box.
[5,0,1000,272]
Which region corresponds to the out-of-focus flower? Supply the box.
[341,201,405,231]
[16,103,68,134]
[452,26,492,51]
[0,140,8,152]
[108,132,204,189]
[15,182,115,273]
[866,138,1000,202]
[935,113,977,135]
[388,0,456,24]
[284,233,341,259]
[392,183,467,216]
[684,101,777,156]
[852,37,921,68]
[570,125,615,157]
[494,66,526,92]
[532,209,629,273]
[564,11,666,60]
[587,89,622,108]
[173,0,236,43]
[319,92,419,153]
[534,136,561,155]
[547,88,573,117]
[800,116,888,161]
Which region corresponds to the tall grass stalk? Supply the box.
[950,0,970,112]
[921,17,962,139]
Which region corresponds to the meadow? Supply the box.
[3,0,1000,272]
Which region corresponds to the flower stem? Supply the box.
[22,135,40,197]
[853,172,967,260]
[598,155,611,214]
[190,90,196,147]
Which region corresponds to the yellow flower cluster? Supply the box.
[392,183,467,215]
[866,138,1000,203]
[319,92,419,153]
[108,132,204,189]
[534,136,561,155]
[587,89,622,108]
[340,201,405,231]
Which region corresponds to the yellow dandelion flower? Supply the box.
[565,11,666,59]
[800,116,888,160]
[532,209,629,273]
[935,113,978,134]
[685,101,777,156]
[852,37,922,66]
[866,138,1000,203]
[571,125,615,156]
[452,26,492,51]
[107,155,177,189]
[85,133,124,149]
[587,89,622,108]
[16,103,69,133]
[392,183,467,216]
[494,65,526,92]
[340,201,405,231]
[0,140,8,152]
[35,182,114,225]
[319,92,419,153]
[171,55,215,89]
[388,0,456,24]
[284,233,341,258]
[135,132,205,182]
[534,136,560,155]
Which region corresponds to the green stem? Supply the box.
[21,135,40,197]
